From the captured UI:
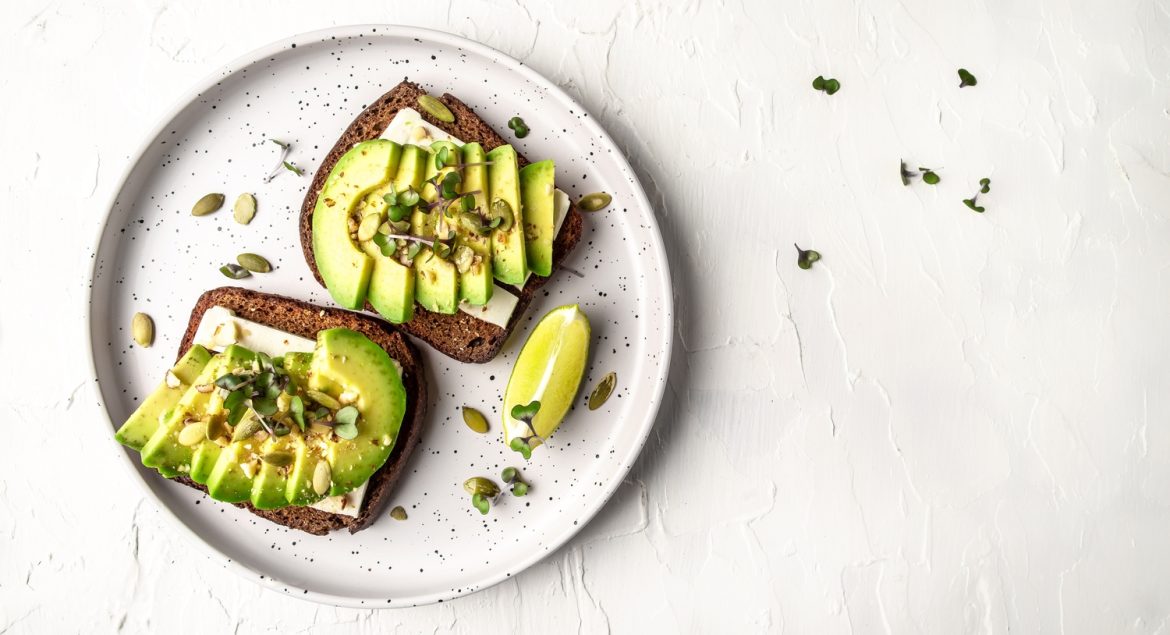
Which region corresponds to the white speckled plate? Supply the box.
[86,26,672,607]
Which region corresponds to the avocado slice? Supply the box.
[414,247,459,313]
[364,144,428,324]
[309,328,407,495]
[250,433,297,509]
[487,145,528,285]
[115,345,212,451]
[454,142,494,305]
[413,141,462,314]
[206,440,256,503]
[312,140,402,310]
[519,160,556,277]
[140,346,254,478]
[286,436,328,507]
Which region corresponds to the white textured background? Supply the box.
[3,0,1170,633]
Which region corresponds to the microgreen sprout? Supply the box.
[282,161,303,176]
[501,467,529,496]
[508,116,530,138]
[901,160,941,186]
[962,177,991,213]
[508,401,542,460]
[812,75,841,95]
[958,68,977,88]
[795,244,821,270]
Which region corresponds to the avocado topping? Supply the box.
[116,328,406,509]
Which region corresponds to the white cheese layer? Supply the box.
[378,108,572,328]
[191,306,368,518]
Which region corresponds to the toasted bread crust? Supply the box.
[299,80,584,363]
[171,287,428,535]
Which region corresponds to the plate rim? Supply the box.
[86,23,674,608]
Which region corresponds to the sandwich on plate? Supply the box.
[300,80,584,363]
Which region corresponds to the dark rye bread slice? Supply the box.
[169,287,427,535]
[299,80,585,363]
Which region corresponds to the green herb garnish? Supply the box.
[290,395,305,431]
[333,405,359,440]
[958,68,977,88]
[795,244,821,270]
[508,401,542,460]
[812,75,841,95]
[963,177,991,212]
[471,492,490,515]
[282,161,303,176]
[508,116,530,138]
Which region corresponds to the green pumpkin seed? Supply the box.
[356,213,381,242]
[192,193,225,216]
[178,422,206,446]
[307,390,341,410]
[390,505,408,521]
[313,460,331,495]
[262,451,294,467]
[231,415,263,442]
[463,477,501,498]
[461,407,489,434]
[578,192,612,212]
[233,193,257,224]
[205,415,228,442]
[588,372,617,410]
[131,312,154,348]
[220,264,251,279]
[417,94,455,123]
[236,253,271,273]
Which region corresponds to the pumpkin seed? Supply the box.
[236,253,271,273]
[356,213,381,242]
[192,193,225,216]
[463,476,501,498]
[178,422,206,446]
[390,506,408,521]
[262,451,294,467]
[588,372,617,410]
[578,192,612,212]
[462,407,489,434]
[313,460,331,495]
[233,193,257,225]
[231,415,263,442]
[132,312,154,348]
[206,415,228,441]
[220,264,251,279]
[306,390,341,410]
[417,94,455,123]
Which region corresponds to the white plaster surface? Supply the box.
[3,0,1170,632]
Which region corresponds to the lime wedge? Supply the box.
[503,304,591,451]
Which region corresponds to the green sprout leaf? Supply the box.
[471,493,490,515]
[812,75,826,91]
[823,78,840,95]
[382,183,397,207]
[795,244,822,270]
[979,178,991,193]
[501,467,518,483]
[922,170,940,185]
[511,400,541,423]
[252,397,277,417]
[512,481,529,497]
[440,171,462,199]
[387,204,410,222]
[509,437,533,460]
[290,395,305,431]
[435,146,450,170]
[963,198,985,213]
[282,161,303,176]
[958,68,978,88]
[900,160,916,186]
[508,116,530,138]
[333,405,359,439]
[399,188,420,207]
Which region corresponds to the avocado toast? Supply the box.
[115,287,428,535]
[299,80,585,363]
